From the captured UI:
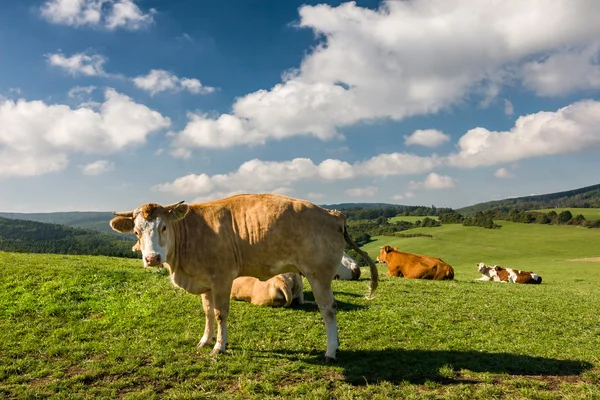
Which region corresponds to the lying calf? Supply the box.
[230,273,304,307]
[335,252,361,280]
[477,262,542,284]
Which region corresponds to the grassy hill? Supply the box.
[457,183,600,215]
[1,221,600,398]
[0,211,116,234]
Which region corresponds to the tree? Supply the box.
[558,210,573,224]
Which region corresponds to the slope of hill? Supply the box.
[457,183,600,215]
[0,216,136,258]
[0,211,115,234]
[321,202,402,210]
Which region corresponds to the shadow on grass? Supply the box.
[276,349,592,385]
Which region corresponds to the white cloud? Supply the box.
[68,85,97,98]
[404,129,450,147]
[409,173,456,190]
[346,186,378,198]
[41,0,155,30]
[154,153,439,196]
[504,99,514,116]
[391,194,405,201]
[0,89,170,178]
[447,100,600,168]
[522,45,600,96]
[307,192,325,200]
[133,70,215,96]
[404,192,415,199]
[494,168,514,179]
[81,160,115,175]
[47,52,108,77]
[169,0,600,155]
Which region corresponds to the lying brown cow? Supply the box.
[477,263,542,284]
[377,245,454,280]
[231,273,304,307]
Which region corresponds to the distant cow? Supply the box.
[335,252,361,280]
[477,263,542,284]
[231,273,304,307]
[377,245,454,280]
[110,194,378,361]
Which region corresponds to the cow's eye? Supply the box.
[161,226,167,233]
[134,230,140,237]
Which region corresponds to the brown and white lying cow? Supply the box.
[231,273,304,307]
[477,263,542,284]
[377,245,454,280]
[335,252,361,280]
[110,193,378,361]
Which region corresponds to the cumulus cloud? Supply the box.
[494,168,515,179]
[68,85,97,98]
[346,186,378,198]
[522,45,600,96]
[133,69,215,96]
[504,99,514,116]
[40,0,155,30]
[47,52,108,77]
[404,129,450,147]
[169,0,600,155]
[307,192,325,200]
[153,153,439,196]
[0,89,170,178]
[447,100,600,168]
[81,160,115,175]
[409,173,456,190]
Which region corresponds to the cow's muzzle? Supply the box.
[145,253,162,266]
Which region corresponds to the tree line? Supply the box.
[0,217,138,258]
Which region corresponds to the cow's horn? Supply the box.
[164,200,186,209]
[112,211,134,217]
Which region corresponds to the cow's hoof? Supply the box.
[324,355,337,363]
[209,346,227,357]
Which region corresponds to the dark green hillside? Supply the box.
[0,211,115,234]
[457,183,600,215]
[0,217,137,258]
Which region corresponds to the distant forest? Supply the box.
[457,183,600,214]
[0,217,137,258]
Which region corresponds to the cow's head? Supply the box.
[377,245,396,262]
[110,201,189,267]
[477,262,491,274]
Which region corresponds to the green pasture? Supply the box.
[2,221,600,399]
[388,215,438,223]
[532,208,600,221]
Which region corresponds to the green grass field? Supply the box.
[533,208,600,221]
[388,215,438,223]
[2,221,600,399]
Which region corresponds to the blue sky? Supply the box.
[1,0,600,212]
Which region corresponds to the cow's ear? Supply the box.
[110,216,134,233]
[169,203,189,221]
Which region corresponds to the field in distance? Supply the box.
[1,221,600,399]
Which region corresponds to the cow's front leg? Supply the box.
[210,284,232,356]
[197,292,215,348]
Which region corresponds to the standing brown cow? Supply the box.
[377,245,454,280]
[110,194,378,361]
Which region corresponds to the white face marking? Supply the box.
[135,214,168,267]
[531,273,540,282]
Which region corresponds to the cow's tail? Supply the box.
[343,224,378,299]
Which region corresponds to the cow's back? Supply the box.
[186,194,346,280]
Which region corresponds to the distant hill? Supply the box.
[457,183,600,215]
[0,216,136,257]
[0,211,115,234]
[320,202,401,210]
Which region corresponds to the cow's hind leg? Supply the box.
[197,292,215,348]
[209,284,232,356]
[307,277,338,362]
